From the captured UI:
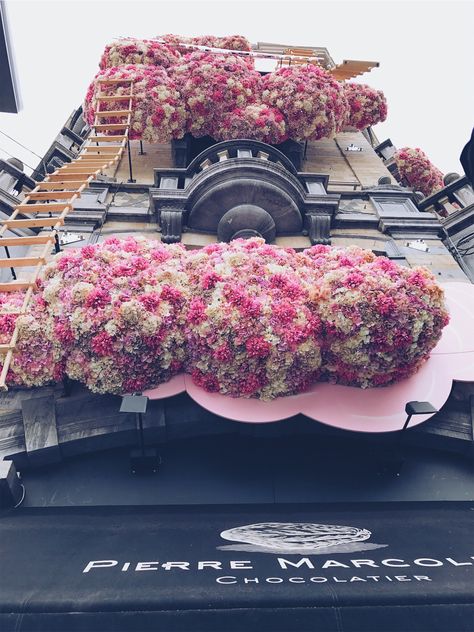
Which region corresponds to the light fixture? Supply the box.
[120,394,161,475]
[380,400,438,476]
[346,143,363,152]
[406,239,429,252]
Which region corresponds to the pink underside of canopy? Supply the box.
[143,282,474,432]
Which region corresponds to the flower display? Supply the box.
[343,82,388,129]
[0,239,448,399]
[393,147,444,197]
[212,103,287,144]
[40,237,190,395]
[184,239,323,399]
[300,245,449,388]
[99,39,180,70]
[160,33,251,55]
[0,292,64,387]
[84,65,187,142]
[170,52,260,136]
[261,65,349,141]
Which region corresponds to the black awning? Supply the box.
[1,502,473,631]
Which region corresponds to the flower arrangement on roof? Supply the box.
[170,52,261,137]
[261,65,349,141]
[84,65,187,142]
[0,240,448,398]
[393,147,444,197]
[343,82,387,130]
[212,103,288,145]
[39,237,190,395]
[99,39,181,70]
[160,33,252,55]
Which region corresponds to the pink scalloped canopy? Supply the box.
[143,282,474,432]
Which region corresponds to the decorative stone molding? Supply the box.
[151,140,339,243]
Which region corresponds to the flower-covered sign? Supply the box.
[393,147,444,197]
[0,238,449,402]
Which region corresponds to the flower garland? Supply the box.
[212,103,287,145]
[343,82,387,129]
[99,39,180,70]
[84,65,187,142]
[393,147,444,197]
[261,65,349,141]
[170,52,260,137]
[0,239,449,399]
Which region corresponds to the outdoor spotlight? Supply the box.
[380,400,437,477]
[346,143,363,152]
[120,395,161,475]
[403,401,438,429]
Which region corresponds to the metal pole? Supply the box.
[138,140,146,155]
[137,412,145,455]
[54,233,61,254]
[3,246,16,280]
[127,139,136,183]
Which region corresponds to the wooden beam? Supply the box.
[87,135,127,142]
[17,202,70,213]
[0,281,34,292]
[2,217,64,228]
[25,191,81,200]
[47,172,98,180]
[93,123,128,131]
[36,181,89,190]
[0,235,55,247]
[95,109,131,117]
[97,78,134,84]
[0,257,45,268]
[96,95,133,102]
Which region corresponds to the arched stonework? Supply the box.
[150,139,340,245]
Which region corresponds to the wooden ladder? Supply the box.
[0,79,134,390]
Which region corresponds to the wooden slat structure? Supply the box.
[279,54,379,80]
[0,79,134,390]
[329,59,380,81]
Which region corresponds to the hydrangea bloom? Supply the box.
[0,292,64,387]
[170,52,260,136]
[393,147,444,197]
[212,103,287,144]
[261,65,349,141]
[40,237,190,395]
[160,33,252,56]
[185,239,323,399]
[99,39,180,70]
[343,82,388,129]
[84,65,187,142]
[300,245,449,387]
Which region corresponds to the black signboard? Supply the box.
[0,502,473,631]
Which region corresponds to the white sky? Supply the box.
[0,0,472,176]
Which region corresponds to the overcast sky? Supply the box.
[0,0,472,177]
